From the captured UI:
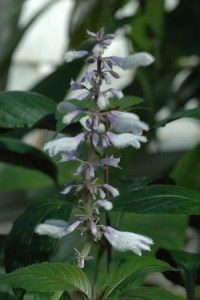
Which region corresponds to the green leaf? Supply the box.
[114,185,200,214]
[122,287,183,299]
[166,249,200,300]
[101,256,172,299]
[0,137,57,183]
[171,144,200,190]
[154,107,200,129]
[4,199,72,272]
[0,262,92,299]
[0,91,56,129]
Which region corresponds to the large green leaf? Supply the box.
[122,287,183,299]
[0,262,92,299]
[154,107,200,129]
[171,144,200,190]
[114,185,200,214]
[0,91,56,129]
[4,199,72,272]
[100,256,172,299]
[0,137,57,183]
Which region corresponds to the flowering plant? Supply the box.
[35,29,154,268]
[1,26,199,300]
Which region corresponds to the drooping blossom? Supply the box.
[103,226,153,255]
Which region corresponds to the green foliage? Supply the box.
[0,137,57,183]
[100,256,172,299]
[0,262,92,299]
[114,185,200,214]
[122,287,183,299]
[4,199,72,272]
[0,91,56,129]
[171,144,200,190]
[165,249,200,300]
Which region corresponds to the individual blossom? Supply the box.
[107,111,149,135]
[103,184,120,198]
[110,52,154,70]
[98,199,113,211]
[64,50,89,62]
[44,133,85,156]
[106,132,147,149]
[35,219,82,239]
[103,226,153,255]
[62,108,85,125]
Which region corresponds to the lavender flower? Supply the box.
[44,133,85,156]
[103,226,153,255]
[35,219,82,238]
[64,50,89,62]
[108,111,149,135]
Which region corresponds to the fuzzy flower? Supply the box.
[64,50,89,62]
[108,111,149,135]
[62,109,84,125]
[97,92,109,110]
[44,133,85,156]
[35,219,82,239]
[103,184,119,197]
[98,199,113,211]
[103,226,153,255]
[106,132,147,149]
[110,52,154,70]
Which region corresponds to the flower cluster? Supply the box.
[35,29,154,268]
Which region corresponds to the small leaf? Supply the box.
[114,185,200,214]
[122,287,183,299]
[154,107,200,129]
[0,91,56,129]
[0,262,92,299]
[4,199,72,272]
[0,137,57,183]
[101,256,172,299]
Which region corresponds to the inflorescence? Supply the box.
[35,29,154,268]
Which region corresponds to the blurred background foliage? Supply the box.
[0,0,200,299]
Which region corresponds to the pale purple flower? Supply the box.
[107,111,149,135]
[103,226,153,255]
[110,52,154,70]
[86,30,97,38]
[103,184,119,198]
[106,132,147,149]
[77,91,91,100]
[122,52,155,69]
[60,151,79,162]
[62,109,84,125]
[100,156,120,168]
[61,181,75,194]
[70,79,87,90]
[44,133,85,156]
[35,219,82,239]
[64,50,89,63]
[97,92,109,110]
[109,88,123,100]
[98,200,113,211]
